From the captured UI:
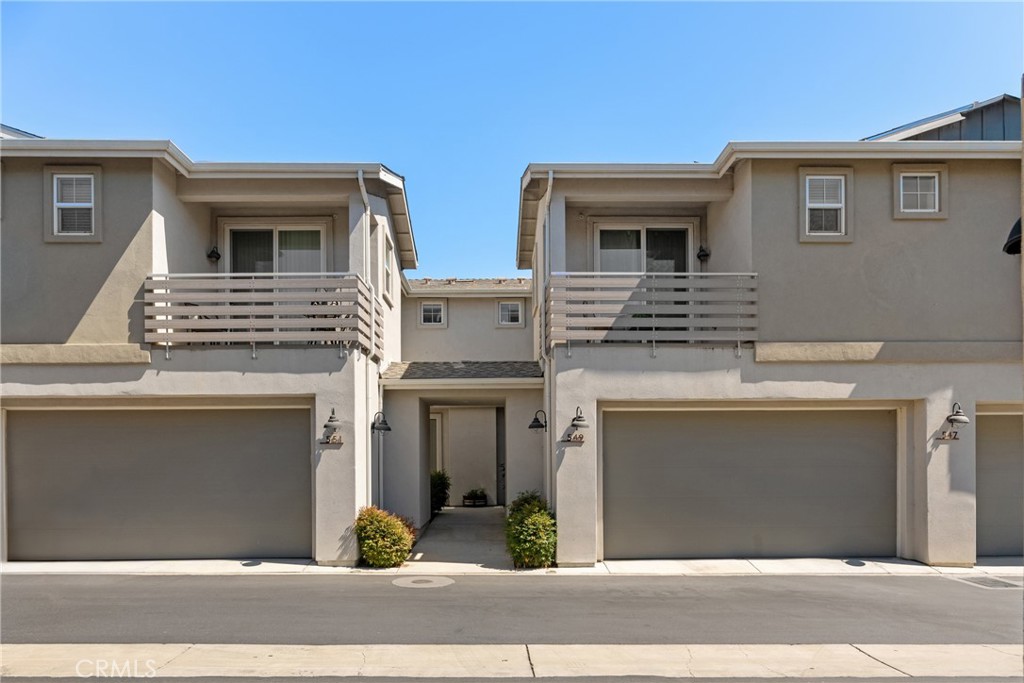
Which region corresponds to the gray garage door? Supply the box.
[976,415,1023,556]
[603,410,897,559]
[6,408,312,560]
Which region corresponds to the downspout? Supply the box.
[358,170,381,507]
[537,171,555,506]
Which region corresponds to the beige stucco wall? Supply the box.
[381,387,544,528]
[152,161,213,274]
[1,157,154,345]
[400,295,534,361]
[545,345,1021,567]
[707,158,753,273]
[750,158,1022,342]
[0,348,378,566]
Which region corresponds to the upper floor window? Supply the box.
[44,165,103,243]
[892,164,948,219]
[806,176,845,235]
[799,167,854,243]
[419,301,446,327]
[497,301,522,327]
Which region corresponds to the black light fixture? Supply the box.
[528,410,548,432]
[696,245,711,263]
[207,246,222,262]
[320,408,342,444]
[371,411,391,432]
[570,406,589,429]
[938,402,971,441]
[1003,218,1021,255]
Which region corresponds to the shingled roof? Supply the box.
[381,361,543,381]
[407,278,531,293]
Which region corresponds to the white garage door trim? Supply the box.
[0,399,316,562]
[596,402,911,562]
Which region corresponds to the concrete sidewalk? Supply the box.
[3,642,1022,678]
[2,556,1021,577]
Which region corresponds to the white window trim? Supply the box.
[898,172,940,214]
[496,300,525,328]
[43,165,103,243]
[591,218,698,273]
[798,167,854,244]
[218,218,331,274]
[418,300,447,328]
[53,174,95,235]
[892,163,948,220]
[805,175,846,236]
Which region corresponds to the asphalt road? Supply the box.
[3,574,1021,645]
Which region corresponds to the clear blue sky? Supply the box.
[4,2,1021,277]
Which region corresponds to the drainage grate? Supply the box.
[955,576,1023,589]
[392,576,455,589]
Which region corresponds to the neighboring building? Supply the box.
[1,94,1020,568]
[518,95,1022,567]
[1,136,414,565]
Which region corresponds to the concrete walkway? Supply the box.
[404,506,514,572]
[4,642,1023,678]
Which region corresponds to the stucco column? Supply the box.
[909,394,977,566]
[552,365,598,566]
[548,192,567,273]
[313,360,361,566]
[381,392,430,527]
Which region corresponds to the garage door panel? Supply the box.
[7,408,312,561]
[977,415,1023,556]
[603,410,897,559]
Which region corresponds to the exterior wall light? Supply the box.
[561,406,589,443]
[207,246,221,262]
[528,410,548,432]
[1003,218,1021,255]
[371,412,391,432]
[696,245,711,262]
[321,408,343,445]
[938,402,971,441]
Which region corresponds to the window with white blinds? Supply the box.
[805,176,845,235]
[54,175,95,234]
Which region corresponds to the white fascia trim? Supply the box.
[380,377,543,389]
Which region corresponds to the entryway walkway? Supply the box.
[403,506,513,572]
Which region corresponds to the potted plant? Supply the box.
[462,488,487,507]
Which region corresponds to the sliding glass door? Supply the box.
[229,226,324,274]
[596,223,692,273]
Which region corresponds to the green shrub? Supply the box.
[354,506,413,568]
[505,491,556,568]
[506,510,557,568]
[430,470,451,517]
[507,490,545,518]
[395,514,418,541]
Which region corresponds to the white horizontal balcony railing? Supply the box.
[546,272,758,351]
[144,273,383,358]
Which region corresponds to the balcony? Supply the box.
[144,273,383,358]
[546,272,758,351]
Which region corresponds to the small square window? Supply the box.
[893,164,947,219]
[420,301,445,326]
[498,301,522,326]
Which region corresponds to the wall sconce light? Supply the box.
[321,408,343,445]
[938,402,971,441]
[696,245,711,263]
[528,410,548,432]
[1003,218,1021,255]
[561,406,589,443]
[371,411,391,432]
[207,246,222,262]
